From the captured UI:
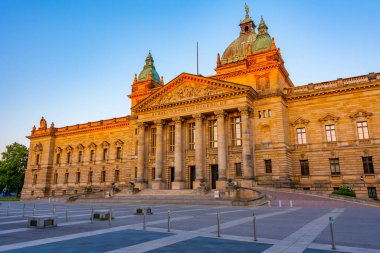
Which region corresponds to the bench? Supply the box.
[92,209,112,220]
[27,216,57,228]
[134,207,153,215]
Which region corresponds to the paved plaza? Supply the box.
[0,192,379,253]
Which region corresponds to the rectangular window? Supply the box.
[263,110,267,118]
[88,171,93,183]
[231,117,242,146]
[152,167,155,180]
[54,173,58,184]
[368,187,377,199]
[56,153,61,164]
[357,121,369,140]
[67,152,71,164]
[209,120,218,148]
[235,163,242,177]
[258,111,262,119]
[265,159,272,173]
[33,174,37,185]
[169,125,175,152]
[300,160,310,176]
[268,109,272,117]
[115,170,120,182]
[78,151,83,163]
[151,128,156,153]
[103,148,108,161]
[134,167,138,179]
[362,156,374,174]
[188,123,195,150]
[296,128,307,144]
[64,173,69,184]
[36,154,40,165]
[325,125,336,142]
[101,171,106,183]
[76,172,80,184]
[90,150,95,162]
[330,158,340,175]
[116,147,122,159]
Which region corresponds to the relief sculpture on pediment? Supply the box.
[152,83,224,106]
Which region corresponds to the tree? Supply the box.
[0,142,28,196]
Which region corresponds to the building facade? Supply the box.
[22,6,380,199]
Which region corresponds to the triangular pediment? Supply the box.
[133,73,254,112]
[319,114,339,123]
[291,116,310,126]
[349,110,373,119]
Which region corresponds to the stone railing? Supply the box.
[288,73,379,95]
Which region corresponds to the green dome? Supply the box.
[252,17,271,53]
[138,51,161,83]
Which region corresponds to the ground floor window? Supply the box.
[362,156,374,174]
[265,159,272,173]
[368,187,377,199]
[235,163,242,177]
[329,158,340,175]
[300,160,309,176]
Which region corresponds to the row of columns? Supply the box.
[136,106,253,190]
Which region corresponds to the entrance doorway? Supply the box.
[169,167,175,189]
[211,165,219,189]
[189,166,196,189]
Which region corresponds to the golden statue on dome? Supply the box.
[245,3,249,16]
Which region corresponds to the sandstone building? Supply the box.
[22,6,380,199]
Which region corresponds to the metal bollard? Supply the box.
[167,210,171,232]
[108,207,112,226]
[7,203,10,216]
[22,203,26,217]
[268,200,271,207]
[329,217,336,250]
[217,210,221,238]
[290,200,293,208]
[33,204,35,216]
[52,205,56,215]
[91,207,94,224]
[253,212,257,241]
[143,209,146,231]
[65,207,68,222]
[279,200,282,208]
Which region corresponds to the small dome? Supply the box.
[138,51,161,83]
[252,17,271,53]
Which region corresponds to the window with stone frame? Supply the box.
[235,163,242,177]
[362,156,374,174]
[134,167,138,179]
[115,170,120,182]
[188,122,195,150]
[90,150,95,162]
[76,171,80,184]
[265,159,272,173]
[103,148,108,161]
[325,125,336,142]
[150,128,156,153]
[54,173,58,184]
[56,153,61,164]
[357,121,369,140]
[101,170,106,183]
[231,116,242,146]
[368,187,377,199]
[78,151,83,163]
[32,174,37,185]
[116,147,122,160]
[88,171,93,183]
[329,158,340,175]
[152,167,155,180]
[67,152,71,164]
[300,160,310,176]
[169,125,175,152]
[64,172,69,184]
[209,120,218,148]
[296,128,307,144]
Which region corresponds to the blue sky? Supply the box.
[0,0,379,153]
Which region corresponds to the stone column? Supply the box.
[193,113,205,189]
[215,110,227,189]
[172,116,185,189]
[136,123,147,190]
[239,106,253,184]
[152,120,165,189]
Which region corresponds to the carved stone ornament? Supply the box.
[55,147,62,153]
[66,145,73,152]
[349,110,373,120]
[101,141,110,148]
[77,144,85,150]
[114,139,124,146]
[319,114,340,123]
[154,119,166,127]
[291,116,310,127]
[238,106,252,116]
[152,83,224,106]
[214,109,227,118]
[137,122,148,129]
[172,116,184,124]
[192,113,205,121]
[88,142,97,149]
[34,143,43,152]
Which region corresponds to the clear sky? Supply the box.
[0,0,379,153]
